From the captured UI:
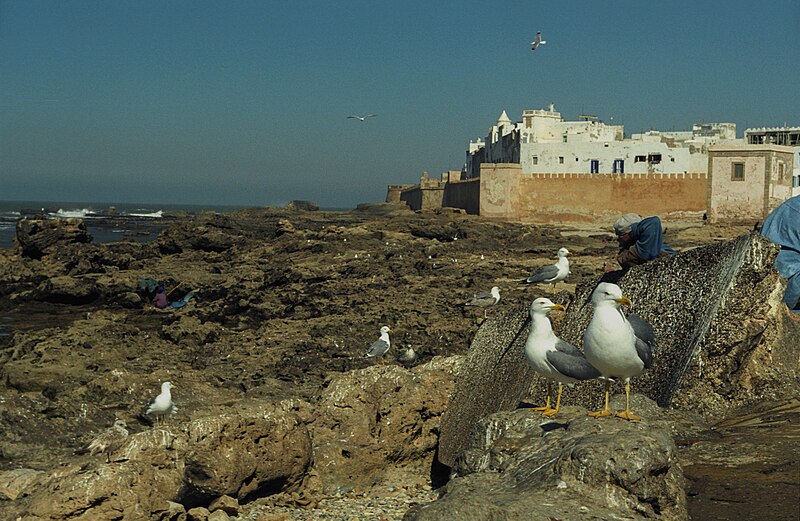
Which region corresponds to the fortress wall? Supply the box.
[443,178,481,214]
[400,186,444,211]
[479,163,707,222]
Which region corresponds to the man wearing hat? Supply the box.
[606,213,675,271]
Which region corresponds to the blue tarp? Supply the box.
[761,195,800,310]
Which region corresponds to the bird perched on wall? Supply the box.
[347,114,377,121]
[365,326,393,358]
[522,247,571,293]
[75,418,129,462]
[465,286,501,318]
[531,31,546,51]
[145,382,177,424]
[583,283,655,421]
[524,298,600,416]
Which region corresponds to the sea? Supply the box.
[0,200,252,249]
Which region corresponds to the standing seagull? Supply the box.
[531,31,546,51]
[524,298,600,416]
[365,326,393,358]
[145,382,177,424]
[522,247,571,293]
[583,283,655,421]
[76,418,129,462]
[347,114,377,121]
[465,286,501,318]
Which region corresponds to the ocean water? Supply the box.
[0,200,250,249]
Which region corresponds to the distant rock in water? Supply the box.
[15,218,92,259]
[286,200,319,212]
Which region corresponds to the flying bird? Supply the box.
[347,114,377,121]
[145,382,177,424]
[583,283,655,421]
[465,286,501,318]
[524,298,600,416]
[365,325,393,357]
[76,418,129,462]
[522,247,571,293]
[531,31,546,51]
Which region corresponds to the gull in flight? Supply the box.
[531,31,546,51]
[347,114,377,121]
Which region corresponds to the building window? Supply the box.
[613,159,624,173]
[562,135,568,143]
[778,161,785,180]
[558,156,564,164]
[532,156,538,165]
[635,155,647,163]
[648,154,662,164]
[590,160,599,174]
[731,162,745,181]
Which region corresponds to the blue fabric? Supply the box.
[761,196,800,310]
[629,216,675,260]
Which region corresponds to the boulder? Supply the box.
[408,396,687,521]
[15,218,92,258]
[285,200,319,212]
[438,233,800,467]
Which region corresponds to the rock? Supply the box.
[208,494,239,515]
[285,200,319,212]
[186,506,211,521]
[408,222,463,242]
[438,233,800,467]
[35,275,99,304]
[409,396,686,521]
[0,468,44,500]
[15,218,93,258]
[207,510,230,521]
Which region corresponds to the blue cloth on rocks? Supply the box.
[761,195,800,310]
[629,216,675,260]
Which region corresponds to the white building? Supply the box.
[464,104,741,178]
[745,126,800,196]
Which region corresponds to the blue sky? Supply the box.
[1,1,798,208]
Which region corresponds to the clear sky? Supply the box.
[1,1,798,208]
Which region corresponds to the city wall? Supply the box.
[442,178,481,214]
[479,163,708,222]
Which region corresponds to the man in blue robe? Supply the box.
[760,196,800,312]
[609,213,676,270]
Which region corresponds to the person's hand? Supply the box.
[603,261,616,273]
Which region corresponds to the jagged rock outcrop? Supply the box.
[15,218,92,258]
[4,405,311,520]
[438,233,800,467]
[408,396,687,521]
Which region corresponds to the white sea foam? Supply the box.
[55,208,93,218]
[128,210,163,218]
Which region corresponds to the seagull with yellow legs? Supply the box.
[583,283,655,421]
[524,298,600,416]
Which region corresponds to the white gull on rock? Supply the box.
[524,298,600,416]
[365,326,392,358]
[583,283,655,421]
[523,248,571,293]
[145,382,177,423]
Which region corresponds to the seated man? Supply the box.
[760,196,800,312]
[607,213,675,271]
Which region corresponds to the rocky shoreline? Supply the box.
[0,204,797,520]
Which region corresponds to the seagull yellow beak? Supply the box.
[615,296,632,306]
[547,304,566,311]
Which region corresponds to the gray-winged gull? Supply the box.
[522,247,571,293]
[76,418,129,462]
[465,286,501,317]
[525,298,600,416]
[145,381,177,423]
[583,283,655,421]
[365,326,392,357]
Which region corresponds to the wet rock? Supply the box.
[15,218,92,258]
[409,397,686,521]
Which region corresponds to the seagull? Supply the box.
[524,298,600,416]
[583,283,655,421]
[145,382,177,424]
[465,286,501,318]
[347,114,377,121]
[531,31,546,51]
[522,247,571,293]
[365,326,393,357]
[76,418,129,462]
[395,346,418,366]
